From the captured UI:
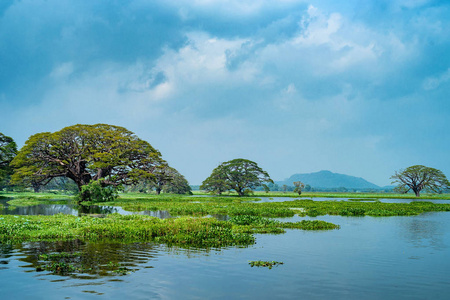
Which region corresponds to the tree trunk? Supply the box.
[413,188,420,197]
[155,187,161,195]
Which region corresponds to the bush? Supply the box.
[78,180,120,203]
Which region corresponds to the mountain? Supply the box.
[277,170,380,189]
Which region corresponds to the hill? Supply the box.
[277,170,380,190]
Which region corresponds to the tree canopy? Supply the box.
[0,133,17,187]
[11,124,164,199]
[391,165,450,197]
[293,181,305,195]
[162,168,192,195]
[151,164,191,195]
[201,158,273,196]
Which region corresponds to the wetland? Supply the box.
[1,192,450,299]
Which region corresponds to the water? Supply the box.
[0,199,174,218]
[1,210,450,299]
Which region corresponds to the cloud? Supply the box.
[1,0,450,185]
[423,68,450,90]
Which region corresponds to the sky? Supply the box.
[1,0,449,186]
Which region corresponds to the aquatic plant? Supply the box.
[0,214,256,248]
[249,260,283,269]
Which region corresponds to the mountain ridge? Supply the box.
[276,170,380,189]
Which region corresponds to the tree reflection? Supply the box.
[399,214,447,251]
[15,240,160,278]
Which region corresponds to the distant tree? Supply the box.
[40,177,79,194]
[263,184,270,193]
[293,181,305,195]
[163,170,192,195]
[128,165,191,195]
[304,184,312,192]
[200,170,229,195]
[282,184,287,193]
[267,182,279,191]
[201,159,273,196]
[11,124,165,201]
[0,133,17,189]
[152,164,192,195]
[391,165,450,197]
[151,164,176,195]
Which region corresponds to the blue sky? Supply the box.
[1,0,449,186]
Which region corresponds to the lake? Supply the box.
[1,198,450,299]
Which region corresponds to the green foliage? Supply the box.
[229,215,339,232]
[162,168,192,194]
[113,194,450,218]
[201,158,273,196]
[0,214,255,248]
[0,133,17,189]
[290,199,450,217]
[10,124,164,200]
[78,180,120,203]
[293,181,305,195]
[391,165,450,197]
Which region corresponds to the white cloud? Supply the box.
[423,68,450,90]
[49,62,74,79]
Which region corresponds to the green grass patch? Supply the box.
[6,197,69,207]
[288,199,450,217]
[0,214,255,248]
[229,215,339,233]
[109,195,450,218]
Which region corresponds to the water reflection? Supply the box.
[399,213,448,251]
[6,240,161,279]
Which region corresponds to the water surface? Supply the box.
[1,212,450,299]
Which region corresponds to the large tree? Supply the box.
[163,168,192,195]
[391,165,450,197]
[11,124,164,199]
[0,133,18,188]
[201,158,273,196]
[149,164,192,195]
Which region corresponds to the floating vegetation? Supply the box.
[288,200,450,217]
[2,193,449,250]
[37,252,84,275]
[0,214,255,248]
[229,215,339,233]
[110,196,450,218]
[6,197,68,207]
[249,260,284,269]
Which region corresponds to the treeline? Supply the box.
[0,125,192,200]
[2,124,450,200]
